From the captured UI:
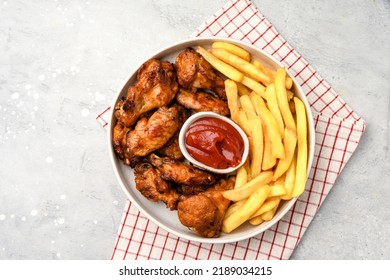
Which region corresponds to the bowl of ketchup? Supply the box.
[179,112,249,174]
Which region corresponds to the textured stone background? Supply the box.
[0,0,389,259]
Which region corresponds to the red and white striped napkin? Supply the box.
[97,0,366,260]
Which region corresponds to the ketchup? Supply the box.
[185,117,244,169]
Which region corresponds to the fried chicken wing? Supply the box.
[157,104,190,160]
[148,153,215,186]
[175,48,226,99]
[134,162,179,210]
[112,122,129,160]
[128,106,179,157]
[175,88,229,116]
[112,122,141,167]
[177,177,235,237]
[176,184,209,196]
[115,59,178,127]
[157,134,183,160]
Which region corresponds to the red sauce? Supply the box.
[185,117,244,169]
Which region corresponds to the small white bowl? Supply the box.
[178,112,249,174]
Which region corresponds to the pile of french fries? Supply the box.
[197,42,308,233]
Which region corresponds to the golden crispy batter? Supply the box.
[178,196,218,235]
[128,106,179,157]
[175,48,226,99]
[157,104,190,160]
[112,122,129,160]
[134,162,179,210]
[176,184,209,196]
[114,59,178,127]
[177,177,235,237]
[157,134,183,160]
[112,123,141,167]
[148,153,215,186]
[175,88,229,116]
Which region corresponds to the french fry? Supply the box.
[260,198,281,221]
[249,92,285,159]
[223,171,273,201]
[234,165,248,189]
[281,151,297,200]
[239,95,257,117]
[241,76,267,99]
[285,78,293,90]
[222,185,271,233]
[289,100,296,114]
[252,60,273,78]
[237,109,252,136]
[210,48,271,85]
[248,215,264,225]
[292,97,308,197]
[224,199,247,219]
[237,83,251,96]
[269,185,287,197]
[287,90,294,101]
[275,67,296,133]
[253,60,293,89]
[212,41,251,61]
[261,126,277,170]
[197,46,243,82]
[265,84,285,137]
[250,116,263,178]
[273,128,297,181]
[225,79,240,122]
[250,196,281,219]
[269,176,287,197]
[236,109,255,166]
[242,158,252,181]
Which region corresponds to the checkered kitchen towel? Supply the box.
[97,0,366,259]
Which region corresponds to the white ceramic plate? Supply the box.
[108,37,315,244]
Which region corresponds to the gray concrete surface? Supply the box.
[0,0,389,259]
